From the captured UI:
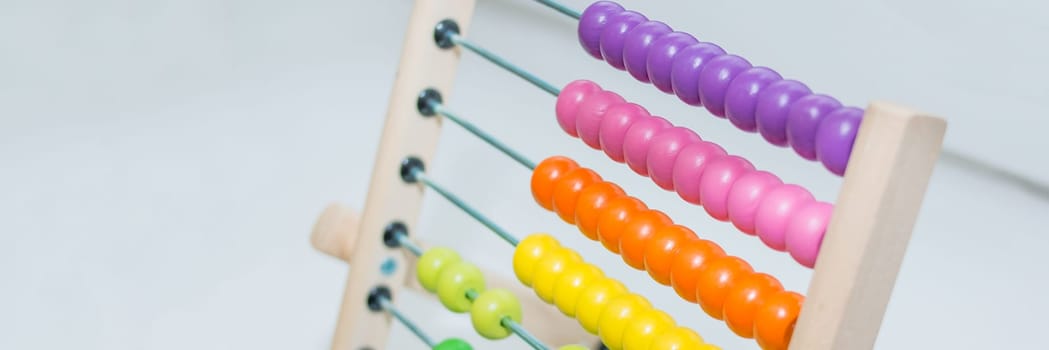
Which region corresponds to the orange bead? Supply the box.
[694,256,753,320]
[753,290,803,350]
[551,168,602,224]
[618,209,672,270]
[722,273,784,338]
[668,239,725,303]
[643,225,696,286]
[531,156,579,211]
[573,181,625,241]
[596,196,647,254]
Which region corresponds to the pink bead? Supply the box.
[645,127,701,190]
[698,156,755,221]
[671,141,727,205]
[622,116,672,176]
[555,80,601,137]
[726,171,782,235]
[575,91,626,149]
[785,201,832,268]
[754,184,815,251]
[599,103,650,162]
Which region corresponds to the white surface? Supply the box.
[2,0,1046,349]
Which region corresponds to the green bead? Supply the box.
[433,338,472,350]
[558,346,589,350]
[470,289,522,339]
[436,261,485,312]
[416,247,461,293]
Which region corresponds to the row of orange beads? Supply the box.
[531,156,802,350]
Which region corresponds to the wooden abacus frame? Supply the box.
[310,1,947,349]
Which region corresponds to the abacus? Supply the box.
[310,1,946,349]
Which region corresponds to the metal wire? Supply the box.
[379,297,435,348]
[395,233,424,257]
[414,171,521,247]
[464,289,549,350]
[532,0,581,19]
[450,34,560,96]
[432,103,536,170]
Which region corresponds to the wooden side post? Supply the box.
[789,101,947,350]
[322,1,475,349]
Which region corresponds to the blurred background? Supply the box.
[2,0,1047,349]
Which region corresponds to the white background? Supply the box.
[2,0,1047,349]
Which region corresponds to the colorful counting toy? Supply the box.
[310,1,946,349]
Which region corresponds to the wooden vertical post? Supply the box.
[789,101,947,350]
[322,1,475,349]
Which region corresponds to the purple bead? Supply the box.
[645,32,698,94]
[815,107,863,176]
[578,1,625,59]
[622,21,672,83]
[755,80,812,146]
[599,11,647,70]
[786,94,842,161]
[669,42,725,106]
[724,67,783,132]
[698,54,751,118]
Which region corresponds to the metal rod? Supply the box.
[532,0,581,19]
[450,34,561,96]
[413,171,521,247]
[433,103,537,170]
[379,297,436,348]
[503,317,550,350]
[395,233,424,257]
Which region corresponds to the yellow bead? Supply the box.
[416,247,461,293]
[597,293,651,350]
[648,326,705,350]
[552,262,604,316]
[532,247,583,303]
[436,261,485,313]
[558,346,589,350]
[621,309,675,350]
[470,289,522,340]
[575,278,627,334]
[513,234,560,286]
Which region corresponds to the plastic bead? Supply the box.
[575,278,628,334]
[436,261,485,313]
[619,209,672,270]
[599,102,650,162]
[671,141,727,205]
[552,263,604,316]
[755,79,812,146]
[643,224,696,286]
[646,127,701,190]
[576,91,627,149]
[531,156,579,210]
[622,21,672,83]
[596,196,647,253]
[433,338,473,350]
[574,181,626,241]
[551,167,602,224]
[695,256,753,319]
[698,155,755,221]
[785,201,832,268]
[815,106,862,176]
[621,309,675,350]
[698,54,752,117]
[722,273,784,338]
[622,116,672,176]
[416,247,462,293]
[646,32,698,94]
[754,184,815,251]
[599,11,648,70]
[597,294,652,350]
[786,94,842,161]
[578,1,625,59]
[470,288,522,339]
[513,233,560,286]
[724,67,783,132]
[726,171,783,235]
[556,80,602,138]
[532,248,583,303]
[754,290,804,350]
[670,42,726,106]
[649,327,705,350]
[668,239,725,303]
